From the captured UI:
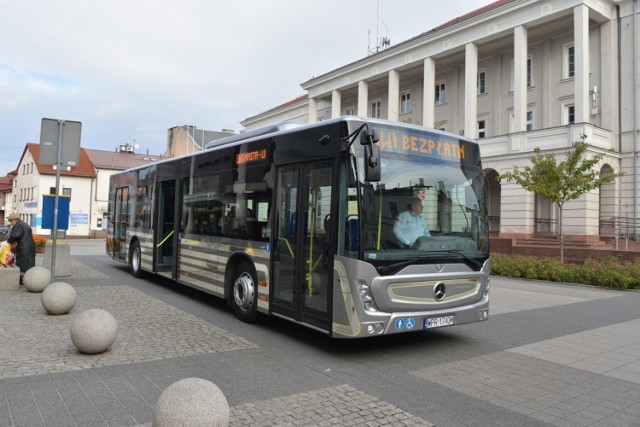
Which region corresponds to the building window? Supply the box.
[400,92,411,114]
[564,104,575,125]
[526,111,534,131]
[49,187,56,195]
[435,81,446,105]
[477,120,486,139]
[477,70,486,95]
[370,100,381,118]
[344,107,354,116]
[564,44,575,79]
[63,188,72,196]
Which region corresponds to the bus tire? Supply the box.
[130,241,144,278]
[231,261,258,323]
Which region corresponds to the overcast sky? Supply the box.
[1,0,490,175]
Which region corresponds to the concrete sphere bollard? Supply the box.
[41,281,76,315]
[70,309,118,354]
[23,266,51,293]
[152,378,229,427]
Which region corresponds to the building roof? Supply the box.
[84,148,161,171]
[0,175,12,192]
[243,94,309,122]
[302,0,515,87]
[251,1,514,120]
[26,143,96,178]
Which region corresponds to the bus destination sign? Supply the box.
[236,148,268,165]
[376,128,475,163]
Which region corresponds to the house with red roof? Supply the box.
[9,144,159,238]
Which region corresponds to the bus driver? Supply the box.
[393,197,430,248]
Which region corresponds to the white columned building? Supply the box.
[240,0,640,246]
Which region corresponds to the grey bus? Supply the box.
[106,116,490,338]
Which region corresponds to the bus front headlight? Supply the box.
[357,280,377,312]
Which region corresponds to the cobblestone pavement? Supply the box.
[2,252,433,426]
[0,286,257,380]
[2,246,640,426]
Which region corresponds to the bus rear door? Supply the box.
[271,161,334,332]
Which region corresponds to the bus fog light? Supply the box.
[367,324,375,334]
[375,323,384,333]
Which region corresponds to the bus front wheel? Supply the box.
[231,262,258,323]
[130,241,143,278]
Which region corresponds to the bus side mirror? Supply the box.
[360,129,379,145]
[361,128,380,182]
[365,143,381,182]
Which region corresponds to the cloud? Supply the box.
[0,0,490,175]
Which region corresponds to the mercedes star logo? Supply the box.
[433,282,446,301]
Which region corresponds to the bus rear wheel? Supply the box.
[231,262,258,323]
[130,241,143,278]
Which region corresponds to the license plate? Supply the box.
[425,315,454,329]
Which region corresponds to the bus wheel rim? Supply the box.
[132,247,140,271]
[233,272,255,311]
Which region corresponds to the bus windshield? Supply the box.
[347,126,489,271]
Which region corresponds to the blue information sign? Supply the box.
[42,195,70,230]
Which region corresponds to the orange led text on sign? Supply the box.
[377,130,465,160]
[236,149,267,165]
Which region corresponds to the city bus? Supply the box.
[106,116,490,338]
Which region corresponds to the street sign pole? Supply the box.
[40,118,81,283]
[50,120,65,283]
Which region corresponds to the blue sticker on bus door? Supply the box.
[265,243,271,253]
[395,318,405,330]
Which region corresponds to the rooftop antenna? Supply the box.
[368,0,390,55]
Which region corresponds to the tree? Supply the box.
[499,135,623,262]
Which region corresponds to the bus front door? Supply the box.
[272,161,333,332]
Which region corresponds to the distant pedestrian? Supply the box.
[7,213,36,284]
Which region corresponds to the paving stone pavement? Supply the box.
[3,248,640,426]
[2,253,435,427]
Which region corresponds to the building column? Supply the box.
[423,58,435,128]
[357,81,369,117]
[464,43,478,138]
[574,4,590,123]
[331,90,342,119]
[388,70,400,121]
[513,25,528,134]
[599,19,616,131]
[308,97,318,123]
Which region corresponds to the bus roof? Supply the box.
[116,116,479,174]
[204,121,306,149]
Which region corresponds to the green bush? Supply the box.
[490,254,640,289]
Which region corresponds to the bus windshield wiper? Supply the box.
[438,250,482,270]
[377,251,482,274]
[377,258,426,274]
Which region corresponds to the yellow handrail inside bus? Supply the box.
[308,186,318,296]
[157,230,174,248]
[278,237,295,258]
